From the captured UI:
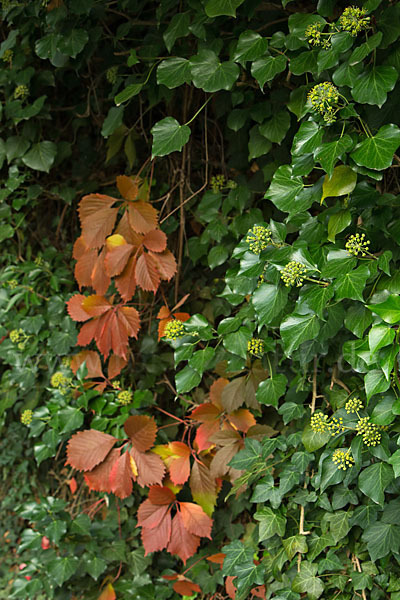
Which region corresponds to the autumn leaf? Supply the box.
[97,583,116,600]
[70,350,104,380]
[141,510,172,554]
[128,201,158,234]
[162,575,202,597]
[136,252,160,292]
[79,194,119,248]
[150,249,176,280]
[148,485,176,505]
[167,511,201,564]
[105,235,135,277]
[115,256,137,301]
[189,461,218,516]
[109,450,135,498]
[116,174,140,200]
[153,441,191,485]
[130,446,165,487]
[137,499,172,529]
[143,229,167,252]
[107,354,127,380]
[179,501,213,538]
[124,415,157,452]
[66,430,117,471]
[84,448,120,493]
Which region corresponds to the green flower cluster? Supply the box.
[50,371,71,394]
[246,226,272,254]
[112,379,121,390]
[338,6,370,36]
[2,48,13,63]
[34,256,44,266]
[14,84,29,100]
[106,66,118,84]
[345,397,364,414]
[310,412,328,433]
[345,233,370,257]
[20,410,33,425]
[247,338,264,356]
[328,416,345,436]
[280,261,307,287]
[332,449,354,470]
[10,329,24,344]
[356,417,381,447]
[211,174,226,193]
[7,279,18,289]
[305,23,331,49]
[308,82,339,124]
[117,390,133,405]
[164,319,185,340]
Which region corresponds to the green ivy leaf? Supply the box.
[362,522,400,561]
[388,450,400,478]
[358,462,394,505]
[292,562,324,600]
[101,106,124,138]
[251,55,287,89]
[157,58,191,89]
[328,511,350,544]
[283,535,308,560]
[314,135,353,177]
[371,394,396,425]
[205,0,245,17]
[321,165,357,203]
[233,30,268,62]
[22,141,57,172]
[351,66,398,107]
[190,50,239,92]
[280,312,321,356]
[254,506,286,541]
[265,165,304,213]
[327,210,352,242]
[351,124,400,171]
[367,295,400,323]
[163,13,190,52]
[290,50,318,75]
[48,557,79,587]
[368,324,395,354]
[333,264,370,302]
[85,555,107,580]
[57,29,88,58]
[114,83,142,106]
[349,32,383,66]
[151,117,191,158]
[302,424,330,452]
[223,326,252,358]
[222,540,254,575]
[248,125,272,159]
[292,121,323,156]
[256,374,288,407]
[252,283,288,326]
[364,369,390,401]
[259,110,291,144]
[296,285,334,318]
[175,365,202,393]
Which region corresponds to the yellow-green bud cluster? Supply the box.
[164,319,185,340]
[50,371,70,391]
[106,66,118,84]
[332,449,354,470]
[20,409,33,425]
[308,82,339,124]
[247,338,264,357]
[34,256,44,266]
[338,6,370,36]
[345,233,370,257]
[305,23,331,48]
[117,390,133,405]
[356,417,381,447]
[345,397,364,414]
[280,261,307,287]
[112,380,121,390]
[211,174,226,193]
[226,179,237,189]
[7,279,18,289]
[246,226,272,254]
[14,84,29,100]
[310,412,329,433]
[61,356,71,368]
[2,49,13,63]
[10,329,24,344]
[328,416,345,436]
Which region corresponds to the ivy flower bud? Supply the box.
[345,233,370,257]
[117,390,133,405]
[356,416,381,446]
[10,329,24,343]
[305,23,323,46]
[50,371,69,389]
[338,6,370,36]
[210,174,226,193]
[332,449,354,470]
[106,66,118,84]
[20,410,33,425]
[328,416,345,436]
[345,397,364,414]
[246,225,272,254]
[280,261,307,287]
[308,82,339,122]
[164,319,185,340]
[14,84,29,100]
[310,412,329,433]
[247,338,264,357]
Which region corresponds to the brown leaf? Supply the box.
[124,415,157,452]
[209,378,229,408]
[79,194,119,248]
[173,579,201,596]
[142,229,167,253]
[107,354,127,380]
[179,502,213,538]
[70,350,104,380]
[84,448,120,493]
[221,377,246,412]
[67,294,92,322]
[115,255,137,302]
[141,511,172,554]
[116,174,139,200]
[128,201,158,234]
[136,252,160,292]
[66,430,117,471]
[148,485,176,505]
[91,248,111,295]
[137,499,171,529]
[130,446,165,487]
[150,249,176,280]
[167,511,200,564]
[109,450,134,499]
[189,461,217,516]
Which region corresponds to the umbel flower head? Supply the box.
[211,174,225,193]
[164,319,185,340]
[356,417,381,446]
[310,412,329,433]
[328,416,345,436]
[248,338,264,357]
[338,6,370,36]
[20,410,33,425]
[117,390,133,405]
[332,449,354,470]
[280,261,307,287]
[345,233,370,257]
[308,82,339,123]
[246,225,272,254]
[345,397,364,414]
[14,84,29,100]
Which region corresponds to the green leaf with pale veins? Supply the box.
[251,54,287,89]
[352,66,398,107]
[333,264,369,302]
[22,141,57,172]
[292,121,323,156]
[296,285,334,318]
[280,312,321,356]
[256,374,287,407]
[367,295,400,323]
[283,535,308,560]
[314,135,353,176]
[368,324,395,354]
[302,424,330,452]
[321,165,357,203]
[190,50,239,92]
[205,0,245,17]
[259,110,291,144]
[254,506,286,541]
[157,58,191,88]
[358,462,394,505]
[328,511,350,544]
[363,522,400,561]
[292,562,324,600]
[233,30,268,62]
[351,124,400,171]
[252,283,288,326]
[222,540,254,575]
[151,117,191,158]
[48,557,79,587]
[265,165,304,212]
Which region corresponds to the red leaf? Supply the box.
[109,450,134,499]
[66,430,117,471]
[68,477,77,495]
[226,576,237,600]
[116,175,139,201]
[67,294,92,322]
[70,350,104,379]
[150,249,176,280]
[137,499,171,529]
[167,511,200,564]
[41,536,51,550]
[115,255,137,302]
[81,295,111,317]
[153,442,191,485]
[210,378,229,408]
[84,448,120,493]
[77,317,99,347]
[228,408,256,433]
[79,194,119,248]
[148,485,176,505]
[179,502,213,538]
[136,252,160,292]
[128,201,158,234]
[251,585,266,599]
[173,580,201,596]
[142,229,167,253]
[124,415,157,452]
[91,248,111,295]
[105,242,134,277]
[141,511,172,554]
[108,354,127,380]
[97,583,116,600]
[117,306,140,339]
[206,553,226,565]
[130,446,165,487]
[74,245,98,289]
[191,403,221,422]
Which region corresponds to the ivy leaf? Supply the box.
[302,425,330,452]
[190,50,239,92]
[233,30,268,62]
[48,557,79,587]
[248,125,272,159]
[388,450,400,478]
[327,210,351,242]
[351,66,398,107]
[163,13,190,53]
[283,535,308,560]
[321,165,357,203]
[363,522,400,561]
[259,110,291,144]
[367,295,400,323]
[364,369,390,401]
[371,394,396,425]
[368,324,395,354]
[292,121,323,156]
[222,541,254,575]
[157,58,191,89]
[351,124,400,171]
[175,365,202,394]
[256,374,287,407]
[280,312,321,356]
[114,84,142,106]
[333,264,370,302]
[85,555,107,580]
[251,55,287,89]
[292,562,324,600]
[265,165,304,213]
[314,135,353,176]
[151,117,191,158]
[22,141,57,172]
[252,283,288,326]
[101,106,124,138]
[254,507,286,541]
[349,32,383,66]
[328,511,350,544]
[358,462,394,505]
[205,0,245,17]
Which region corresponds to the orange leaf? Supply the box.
[116,174,140,201]
[136,252,160,292]
[107,354,127,380]
[137,499,171,529]
[251,585,266,599]
[206,553,226,565]
[66,430,117,471]
[84,448,120,493]
[130,446,166,487]
[150,249,176,280]
[153,442,191,486]
[81,295,111,317]
[141,511,172,554]
[179,501,213,538]
[70,350,104,379]
[228,408,256,433]
[189,461,217,516]
[67,294,92,322]
[128,201,158,234]
[167,511,200,564]
[105,242,134,277]
[97,583,116,600]
[79,194,119,248]
[171,293,190,313]
[115,211,144,245]
[109,451,134,499]
[195,422,221,452]
[72,236,87,260]
[173,579,201,596]
[77,317,99,348]
[226,576,237,600]
[91,248,111,295]
[143,229,167,253]
[115,255,137,302]
[74,245,98,289]
[117,306,140,339]
[68,477,77,494]
[157,306,171,320]
[148,485,176,505]
[124,415,157,452]
[210,378,229,408]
